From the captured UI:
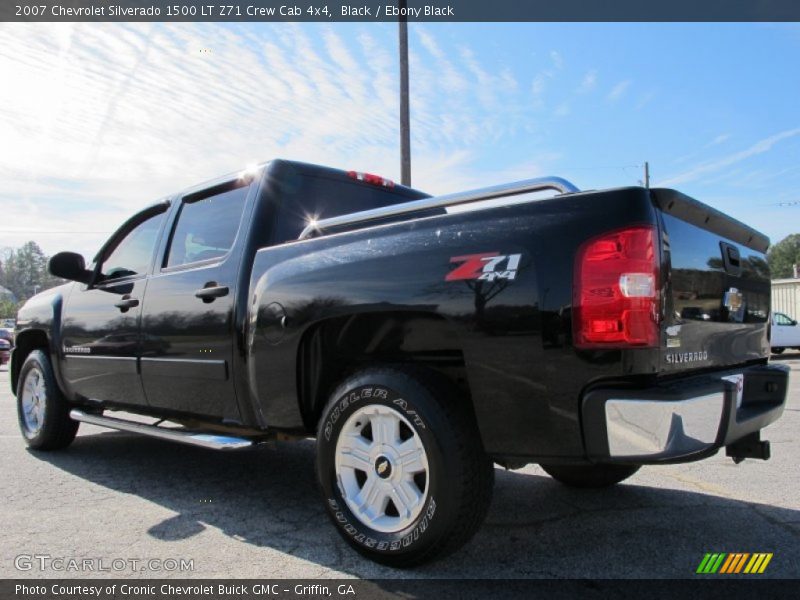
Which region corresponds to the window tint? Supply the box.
[166,185,248,267]
[102,212,165,279]
[775,313,793,326]
[269,174,430,245]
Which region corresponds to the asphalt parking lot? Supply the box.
[1,358,798,579]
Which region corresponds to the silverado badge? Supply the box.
[666,350,709,364]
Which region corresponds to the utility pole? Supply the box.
[644,161,650,189]
[398,0,411,186]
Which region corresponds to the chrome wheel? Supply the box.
[334,404,429,533]
[21,367,46,436]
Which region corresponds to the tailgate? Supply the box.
[653,189,771,373]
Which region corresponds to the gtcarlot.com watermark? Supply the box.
[14,554,194,573]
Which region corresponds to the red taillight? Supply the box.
[347,170,395,188]
[573,225,660,348]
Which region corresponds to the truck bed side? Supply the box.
[244,186,659,461]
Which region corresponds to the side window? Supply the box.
[102,212,166,280]
[166,185,248,268]
[775,313,793,326]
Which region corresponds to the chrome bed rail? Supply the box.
[297,176,579,240]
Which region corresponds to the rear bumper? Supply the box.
[582,363,789,464]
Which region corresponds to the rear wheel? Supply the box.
[540,463,640,488]
[771,347,785,354]
[316,366,494,567]
[16,350,79,450]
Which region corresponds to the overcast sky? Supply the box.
[1,22,798,259]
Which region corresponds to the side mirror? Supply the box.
[792,320,798,327]
[48,252,94,285]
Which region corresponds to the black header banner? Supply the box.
[2,0,800,22]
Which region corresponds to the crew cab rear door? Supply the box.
[139,180,252,422]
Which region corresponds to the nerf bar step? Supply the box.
[69,409,253,450]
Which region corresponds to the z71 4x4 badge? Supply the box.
[445,252,522,282]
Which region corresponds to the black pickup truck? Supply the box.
[11,160,789,566]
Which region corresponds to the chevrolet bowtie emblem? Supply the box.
[723,288,743,311]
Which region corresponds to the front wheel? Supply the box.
[16,350,79,450]
[540,463,640,488]
[771,347,785,354]
[316,367,494,567]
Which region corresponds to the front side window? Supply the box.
[102,212,166,280]
[166,185,248,268]
[774,313,794,326]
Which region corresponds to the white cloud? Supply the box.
[554,102,570,117]
[658,127,800,186]
[416,27,468,94]
[532,73,547,96]
[578,69,597,93]
[0,22,543,258]
[635,90,656,110]
[607,80,631,102]
[706,133,732,147]
[550,50,563,70]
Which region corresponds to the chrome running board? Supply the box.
[69,409,253,450]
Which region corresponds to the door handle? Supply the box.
[195,283,229,303]
[114,296,139,312]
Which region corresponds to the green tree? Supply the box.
[767,234,800,279]
[0,241,63,302]
[0,297,20,319]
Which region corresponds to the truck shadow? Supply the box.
[35,431,799,578]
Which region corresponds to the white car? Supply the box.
[771,312,800,354]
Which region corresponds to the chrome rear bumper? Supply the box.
[582,363,789,464]
[605,392,724,458]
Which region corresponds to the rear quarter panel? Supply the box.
[246,187,658,460]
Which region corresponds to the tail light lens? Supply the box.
[573,225,660,348]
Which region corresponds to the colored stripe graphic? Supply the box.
[734,553,750,573]
[719,553,736,573]
[696,553,713,573]
[698,552,773,574]
[720,553,749,573]
[744,553,773,574]
[697,553,727,573]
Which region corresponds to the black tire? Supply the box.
[316,366,494,567]
[16,349,79,450]
[540,463,640,488]
[771,347,785,354]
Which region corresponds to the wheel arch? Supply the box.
[296,310,476,434]
[10,329,51,395]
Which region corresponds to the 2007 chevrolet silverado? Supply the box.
[10,160,789,566]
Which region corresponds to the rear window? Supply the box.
[270,174,427,245]
[166,185,249,267]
